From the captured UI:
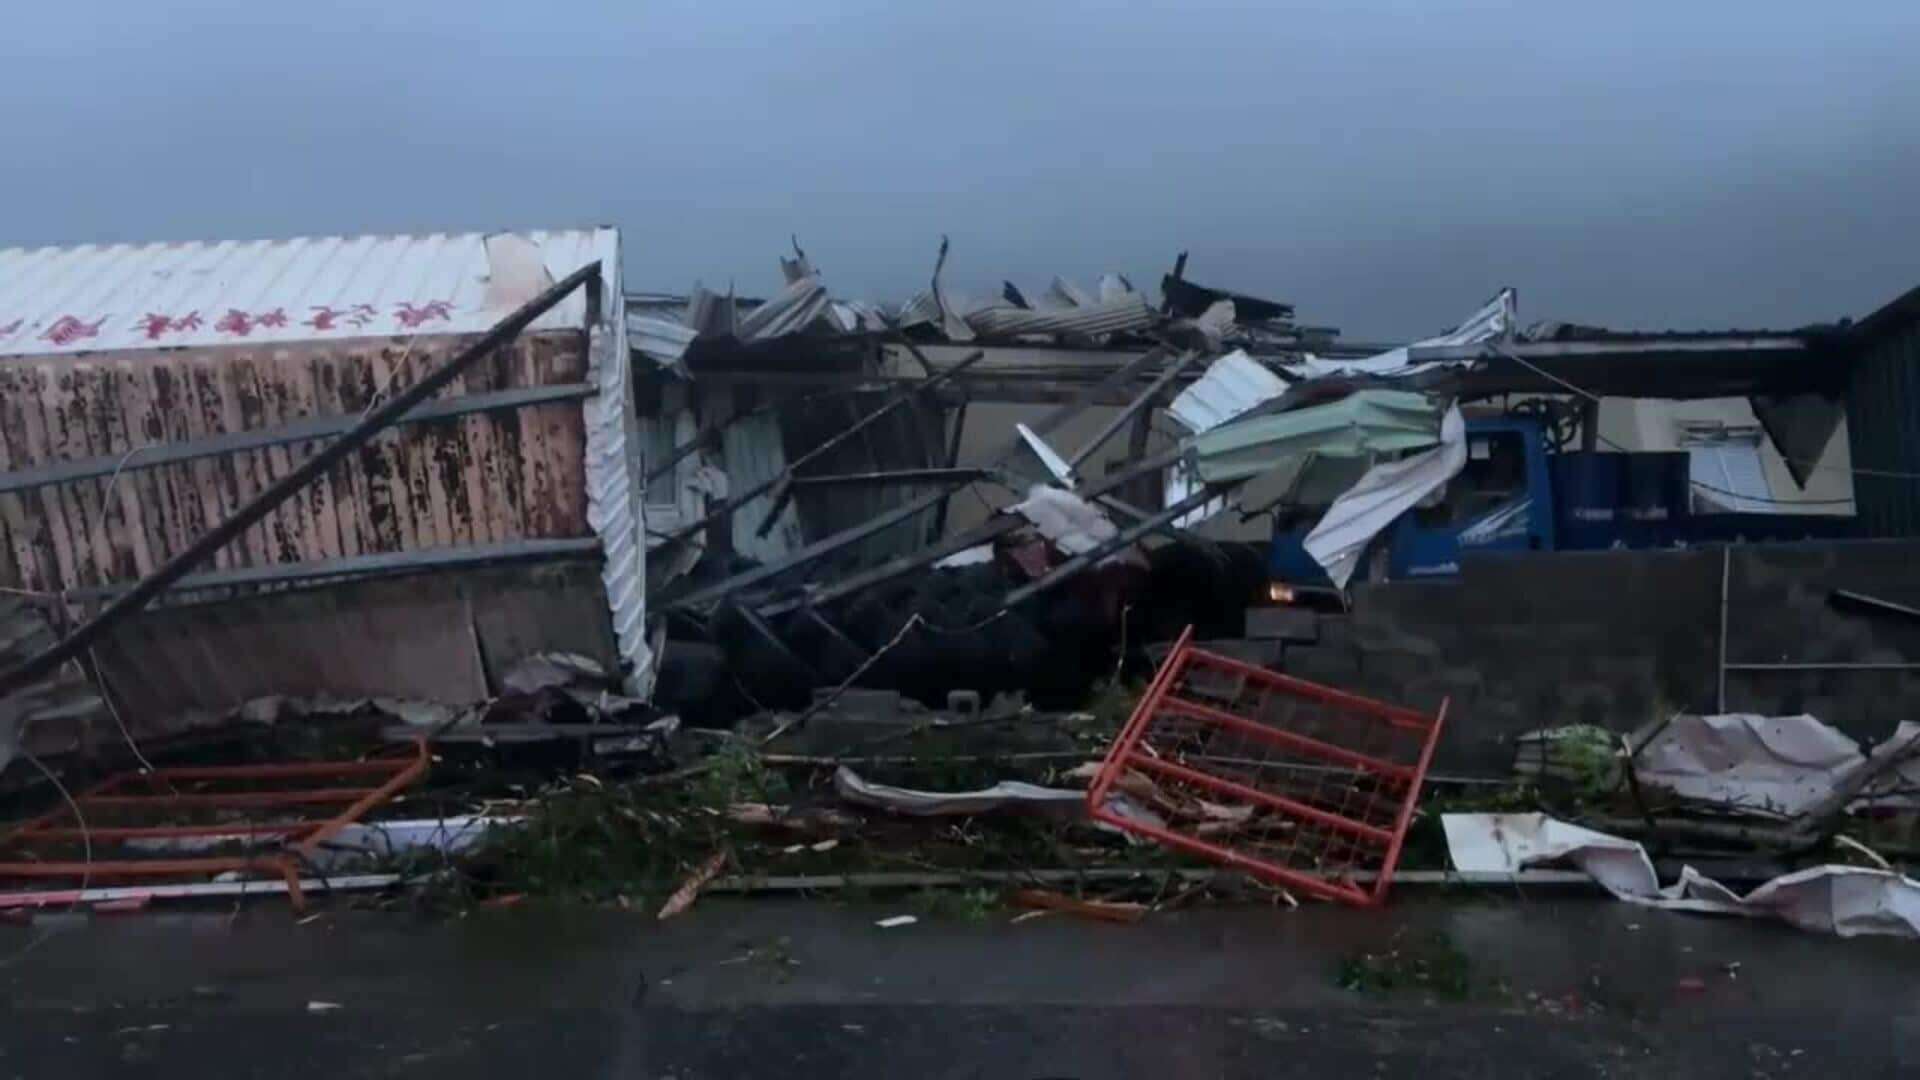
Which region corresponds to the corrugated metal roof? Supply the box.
[1167,349,1289,432]
[627,313,699,366]
[737,275,831,342]
[0,229,609,358]
[965,293,1158,341]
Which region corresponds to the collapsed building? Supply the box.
[0,226,1915,784]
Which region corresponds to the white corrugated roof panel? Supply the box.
[1167,349,1288,433]
[0,229,611,358]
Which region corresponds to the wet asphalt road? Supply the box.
[1,894,1916,1077]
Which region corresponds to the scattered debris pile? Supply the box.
[1442,711,1920,939]
[0,232,1906,940]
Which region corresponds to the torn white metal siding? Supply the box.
[1167,350,1288,433]
[0,230,606,358]
[1291,289,1514,381]
[1304,405,1469,589]
[578,230,654,696]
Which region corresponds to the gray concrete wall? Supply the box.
[1265,540,1920,776]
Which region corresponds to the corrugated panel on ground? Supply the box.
[0,331,591,596]
[1846,319,1920,537]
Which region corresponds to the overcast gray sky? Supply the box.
[4,1,1917,339]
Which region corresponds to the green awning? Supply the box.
[1192,390,1443,483]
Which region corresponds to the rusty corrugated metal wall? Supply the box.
[1845,302,1920,538]
[0,331,590,595]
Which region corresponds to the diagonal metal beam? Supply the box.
[1066,349,1199,469]
[664,349,986,544]
[1001,479,1240,608]
[752,445,1189,619]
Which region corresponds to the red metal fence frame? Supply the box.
[0,738,429,910]
[1086,627,1446,906]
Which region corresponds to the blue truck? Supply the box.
[1267,415,1854,589]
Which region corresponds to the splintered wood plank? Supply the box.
[73,361,143,581]
[0,366,51,593]
[66,363,135,582]
[347,347,414,552]
[201,358,269,567]
[515,342,557,537]
[286,351,345,560]
[93,363,160,578]
[290,351,343,561]
[485,345,527,539]
[453,349,502,544]
[394,343,453,548]
[0,379,33,593]
[13,367,84,591]
[436,362,477,548]
[121,358,186,565]
[382,345,439,549]
[311,352,365,558]
[0,504,19,592]
[538,338,589,537]
[173,358,236,569]
[139,360,197,561]
[232,354,303,565]
[41,366,111,586]
[545,333,590,383]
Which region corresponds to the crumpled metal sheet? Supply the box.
[1304,404,1467,589]
[1443,812,1920,940]
[737,274,832,341]
[1635,713,1865,818]
[580,231,655,697]
[1166,349,1289,433]
[1192,389,1443,484]
[1008,485,1117,558]
[965,293,1157,341]
[834,766,1084,816]
[1288,289,1515,382]
[1629,713,1920,816]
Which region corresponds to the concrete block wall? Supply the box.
[1268,540,1920,776]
